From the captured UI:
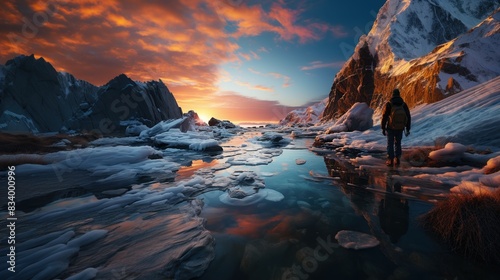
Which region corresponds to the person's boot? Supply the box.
[395,157,401,166]
[386,158,393,166]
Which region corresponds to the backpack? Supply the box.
[388,103,407,130]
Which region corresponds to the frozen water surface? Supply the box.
[1,128,499,279]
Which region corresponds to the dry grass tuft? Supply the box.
[0,132,101,154]
[421,188,500,264]
[403,147,431,167]
[0,132,101,170]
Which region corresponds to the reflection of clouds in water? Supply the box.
[221,210,321,240]
[177,159,219,180]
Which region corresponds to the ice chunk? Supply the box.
[326,103,374,133]
[65,268,99,280]
[67,230,108,248]
[226,155,273,166]
[258,132,283,142]
[43,146,159,167]
[429,143,467,162]
[219,190,258,206]
[211,176,232,188]
[140,118,185,137]
[265,189,284,202]
[254,132,291,146]
[126,124,149,136]
[219,188,284,206]
[14,247,79,280]
[295,159,307,165]
[335,230,380,250]
[189,139,220,151]
[228,186,255,198]
[152,129,222,151]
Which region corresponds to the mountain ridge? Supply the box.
[322,0,500,120]
[0,54,182,134]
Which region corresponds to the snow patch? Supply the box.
[326,102,374,133]
[429,143,467,162]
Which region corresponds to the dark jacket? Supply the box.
[381,96,411,131]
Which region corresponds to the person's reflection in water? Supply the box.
[378,180,409,243]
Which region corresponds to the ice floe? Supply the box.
[220,188,284,206]
[335,230,380,250]
[325,102,374,133]
[0,229,107,280]
[217,171,284,206]
[429,143,468,163]
[295,158,307,165]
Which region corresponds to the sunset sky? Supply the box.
[0,0,385,123]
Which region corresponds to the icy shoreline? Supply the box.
[0,125,293,279]
[0,120,499,279]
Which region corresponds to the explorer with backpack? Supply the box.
[381,89,411,167]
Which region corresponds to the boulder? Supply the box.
[208,117,236,128]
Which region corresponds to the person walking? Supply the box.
[381,89,411,166]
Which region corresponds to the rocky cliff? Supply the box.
[323,0,500,120]
[0,54,182,134]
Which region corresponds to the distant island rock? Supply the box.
[208,117,236,129]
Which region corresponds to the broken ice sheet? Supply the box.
[335,230,380,250]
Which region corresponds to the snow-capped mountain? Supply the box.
[279,98,327,126]
[323,0,500,120]
[0,54,182,134]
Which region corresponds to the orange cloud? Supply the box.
[0,0,337,122]
[235,81,274,92]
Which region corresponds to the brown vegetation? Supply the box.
[403,147,432,167]
[421,188,500,264]
[0,132,101,155]
[0,132,101,169]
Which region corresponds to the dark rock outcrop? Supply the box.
[208,117,236,128]
[0,55,98,132]
[68,74,182,134]
[208,117,220,127]
[323,42,376,119]
[0,54,183,134]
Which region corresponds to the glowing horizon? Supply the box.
[0,0,385,122]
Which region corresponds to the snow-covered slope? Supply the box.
[367,0,498,73]
[407,76,500,148]
[318,76,500,149]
